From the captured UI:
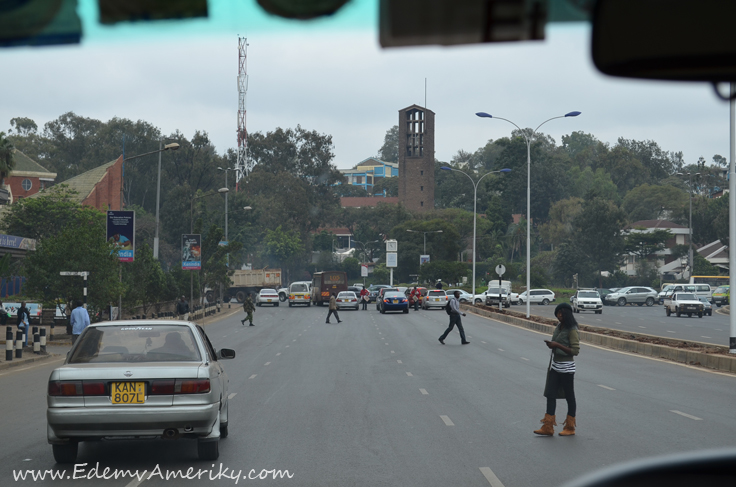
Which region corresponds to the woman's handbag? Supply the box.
[543,351,566,399]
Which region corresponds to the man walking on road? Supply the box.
[176,296,190,321]
[439,291,469,345]
[241,294,255,326]
[326,293,342,323]
[70,300,90,345]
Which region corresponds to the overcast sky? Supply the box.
[0,0,731,171]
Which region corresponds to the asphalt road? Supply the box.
[1,305,735,486]
[509,302,732,346]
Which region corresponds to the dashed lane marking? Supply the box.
[419,389,428,395]
[440,415,454,426]
[670,410,702,420]
[228,393,237,399]
[391,351,395,354]
[481,341,487,344]
[701,336,711,339]
[249,374,257,379]
[479,467,505,487]
[666,331,676,333]
[406,372,413,377]
[285,345,289,348]
[264,362,271,366]
[521,357,529,361]
[597,384,615,390]
[498,348,505,352]
[639,326,646,329]
[397,360,402,364]
[276,352,281,356]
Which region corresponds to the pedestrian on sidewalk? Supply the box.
[17,301,30,346]
[70,300,90,345]
[326,293,342,323]
[534,302,580,437]
[241,294,255,326]
[176,296,190,321]
[0,300,7,328]
[439,291,469,345]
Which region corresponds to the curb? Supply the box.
[462,304,736,374]
[0,352,61,372]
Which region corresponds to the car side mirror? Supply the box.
[217,348,236,359]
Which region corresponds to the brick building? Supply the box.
[398,105,435,212]
[1,149,57,204]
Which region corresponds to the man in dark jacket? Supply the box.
[439,291,469,345]
[176,296,190,320]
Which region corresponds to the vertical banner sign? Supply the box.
[107,211,135,262]
[420,255,430,265]
[182,234,202,270]
[361,265,369,277]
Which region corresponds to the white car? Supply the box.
[336,291,360,310]
[508,291,520,305]
[446,289,473,303]
[572,290,603,314]
[256,288,280,306]
[423,290,449,309]
[518,289,556,305]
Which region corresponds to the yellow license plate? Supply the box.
[111,382,145,404]
[267,299,272,302]
[393,300,397,303]
[434,298,439,301]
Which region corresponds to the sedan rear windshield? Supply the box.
[428,291,446,296]
[69,325,201,364]
[384,292,404,298]
[338,292,356,298]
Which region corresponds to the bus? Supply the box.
[689,275,729,287]
[311,271,348,305]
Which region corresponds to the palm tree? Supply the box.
[507,219,527,263]
[0,131,15,186]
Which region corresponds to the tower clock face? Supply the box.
[386,240,397,252]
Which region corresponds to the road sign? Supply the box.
[386,252,397,267]
[361,265,368,277]
[495,264,506,276]
[386,239,397,252]
[420,255,430,265]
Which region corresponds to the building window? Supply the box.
[405,108,425,157]
[356,176,363,184]
[421,186,424,191]
[420,170,424,176]
[21,179,32,191]
[421,201,424,207]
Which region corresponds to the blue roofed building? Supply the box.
[339,157,398,194]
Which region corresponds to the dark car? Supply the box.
[376,287,398,311]
[380,291,409,314]
[368,285,391,303]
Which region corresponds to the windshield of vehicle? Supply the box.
[578,291,599,298]
[338,292,356,298]
[487,288,505,294]
[714,286,728,293]
[677,294,697,300]
[68,325,201,363]
[290,283,308,293]
[698,297,709,303]
[428,291,446,296]
[261,289,278,295]
[384,292,404,299]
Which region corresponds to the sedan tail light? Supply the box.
[48,381,83,396]
[175,379,210,394]
[82,381,107,396]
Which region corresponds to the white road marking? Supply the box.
[406,372,413,376]
[481,341,487,344]
[420,389,428,395]
[276,352,281,356]
[597,384,615,390]
[391,351,395,354]
[666,331,676,334]
[264,362,271,366]
[249,374,257,379]
[615,322,622,325]
[701,336,711,339]
[670,410,702,420]
[639,326,646,329]
[285,345,289,348]
[397,360,402,364]
[228,393,237,399]
[0,356,65,376]
[521,357,529,361]
[479,467,506,487]
[498,348,505,352]
[385,343,389,345]
[440,415,454,426]
[292,339,296,342]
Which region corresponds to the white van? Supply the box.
[660,284,711,303]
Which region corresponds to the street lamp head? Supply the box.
[435,230,444,233]
[243,206,252,210]
[406,229,415,233]
[218,187,229,193]
[564,111,582,117]
[440,166,452,171]
[164,143,180,150]
[499,168,511,173]
[476,112,493,118]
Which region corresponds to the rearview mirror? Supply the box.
[592,0,736,83]
[218,348,236,359]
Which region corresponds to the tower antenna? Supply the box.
[236,37,251,189]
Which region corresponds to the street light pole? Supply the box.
[476,111,580,318]
[124,142,180,260]
[439,168,510,297]
[677,171,700,273]
[405,229,443,254]
[217,167,232,267]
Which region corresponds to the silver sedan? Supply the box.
[336,291,360,310]
[46,321,235,463]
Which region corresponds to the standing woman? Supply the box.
[534,302,580,436]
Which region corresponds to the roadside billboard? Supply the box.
[182,234,201,270]
[107,211,135,262]
[420,255,430,265]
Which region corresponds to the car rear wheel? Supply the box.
[198,439,219,461]
[52,443,78,464]
[542,299,550,305]
[646,297,654,306]
[617,298,627,306]
[403,308,408,314]
[666,308,671,316]
[275,303,279,307]
[236,291,246,303]
[279,293,287,302]
[687,313,692,317]
[698,313,703,318]
[474,299,482,305]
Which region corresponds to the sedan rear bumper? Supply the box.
[47,403,219,443]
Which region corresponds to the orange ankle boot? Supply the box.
[533,414,556,436]
[559,415,576,436]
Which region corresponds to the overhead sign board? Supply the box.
[182,234,201,270]
[420,255,430,265]
[386,252,397,268]
[107,211,135,262]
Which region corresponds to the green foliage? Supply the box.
[419,261,469,284]
[539,198,583,247]
[372,177,398,197]
[341,257,360,279]
[121,243,166,314]
[312,230,334,252]
[623,229,672,258]
[377,125,399,163]
[262,225,304,267]
[694,254,721,276]
[573,196,627,274]
[621,184,687,222]
[372,263,389,283]
[0,131,15,180]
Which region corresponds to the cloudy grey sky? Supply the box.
[0,0,730,171]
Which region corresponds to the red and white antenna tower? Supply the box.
[236,36,251,189]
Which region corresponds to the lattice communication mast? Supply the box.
[236,37,251,190]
